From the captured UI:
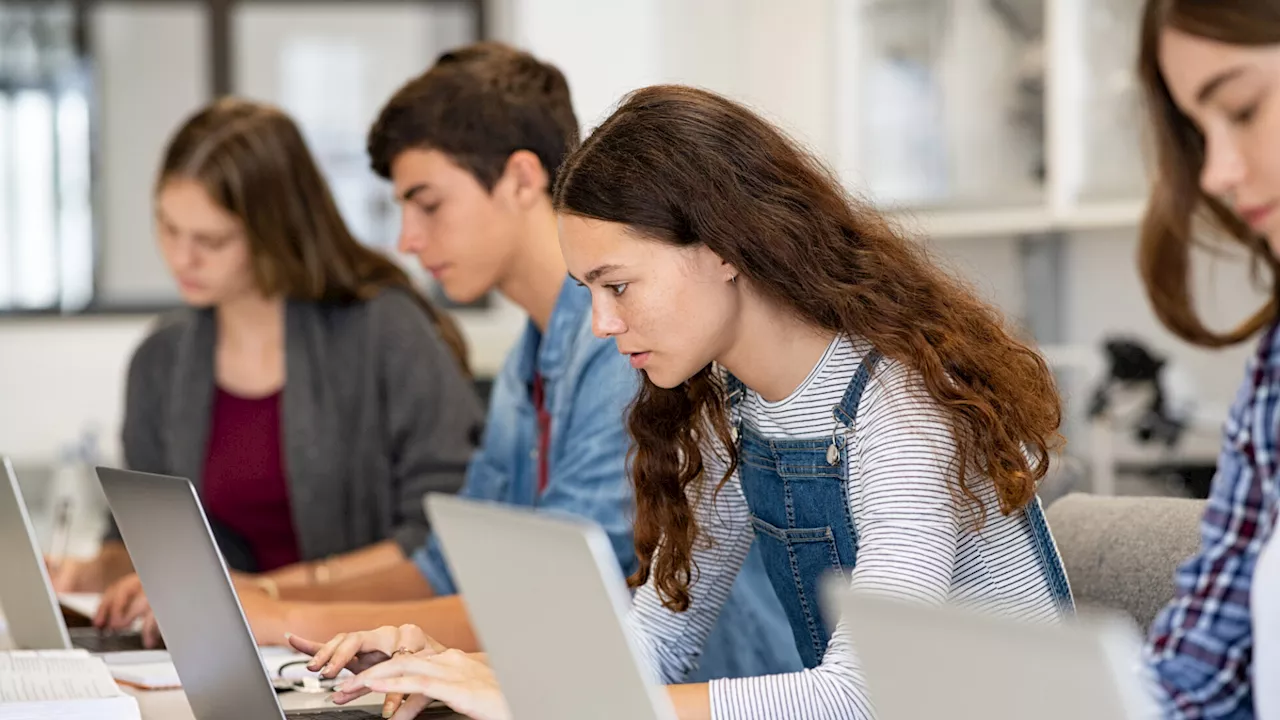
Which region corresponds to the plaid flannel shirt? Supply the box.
[1146,322,1280,718]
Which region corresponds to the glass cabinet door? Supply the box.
[845,0,1046,211]
[1074,0,1147,204]
[0,2,94,311]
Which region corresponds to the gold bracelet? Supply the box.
[255,577,280,600]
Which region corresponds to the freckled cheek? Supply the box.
[624,292,673,346]
[637,285,684,330]
[615,299,644,338]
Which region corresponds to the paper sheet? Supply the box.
[105,661,180,691]
[0,650,121,702]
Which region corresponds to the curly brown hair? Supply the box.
[1137,0,1280,347]
[553,85,1064,612]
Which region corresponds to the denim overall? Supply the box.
[726,349,1075,669]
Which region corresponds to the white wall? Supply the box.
[94,3,208,305]
[0,311,520,466]
[505,0,835,153]
[506,0,662,130]
[0,316,152,465]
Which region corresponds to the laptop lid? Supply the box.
[0,457,74,650]
[95,466,290,720]
[424,493,676,720]
[825,581,1158,720]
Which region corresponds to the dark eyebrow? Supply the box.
[154,209,235,240]
[584,264,624,283]
[399,184,429,203]
[1197,66,1248,105]
[192,229,238,244]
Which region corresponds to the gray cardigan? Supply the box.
[110,289,483,560]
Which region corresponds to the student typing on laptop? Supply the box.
[56,97,481,631]
[100,42,800,684]
[294,86,1077,720]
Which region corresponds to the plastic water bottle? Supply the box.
[45,426,106,557]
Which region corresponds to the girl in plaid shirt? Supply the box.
[1137,1,1280,717]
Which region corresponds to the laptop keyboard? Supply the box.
[281,707,376,712]
[287,704,455,718]
[68,628,152,653]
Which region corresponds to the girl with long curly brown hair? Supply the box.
[295,85,1075,720]
[546,85,1074,719]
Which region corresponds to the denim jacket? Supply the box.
[414,279,800,681]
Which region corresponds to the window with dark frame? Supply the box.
[0,3,93,312]
[0,0,486,315]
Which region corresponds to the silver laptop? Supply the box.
[425,493,677,720]
[96,467,456,720]
[0,457,149,653]
[828,584,1159,720]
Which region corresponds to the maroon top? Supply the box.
[532,373,551,495]
[201,386,301,572]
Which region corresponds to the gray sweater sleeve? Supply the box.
[107,320,181,541]
[369,292,481,554]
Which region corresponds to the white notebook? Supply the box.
[0,650,139,720]
[56,593,102,622]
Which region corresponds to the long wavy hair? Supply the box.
[159,97,469,372]
[553,86,1063,611]
[1138,0,1280,347]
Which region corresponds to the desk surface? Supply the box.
[1,631,464,719]
[124,682,350,716]
[119,670,467,719]
[122,682,469,719]
[0,503,467,718]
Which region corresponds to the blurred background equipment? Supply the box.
[1086,336,1218,499]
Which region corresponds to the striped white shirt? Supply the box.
[626,335,1062,719]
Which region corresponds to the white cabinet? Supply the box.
[834,0,1148,239]
[1070,0,1148,204]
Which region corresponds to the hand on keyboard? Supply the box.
[334,649,508,720]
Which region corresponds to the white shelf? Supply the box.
[887,206,1053,240]
[1039,343,1100,372]
[885,199,1146,240]
[1059,199,1146,231]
